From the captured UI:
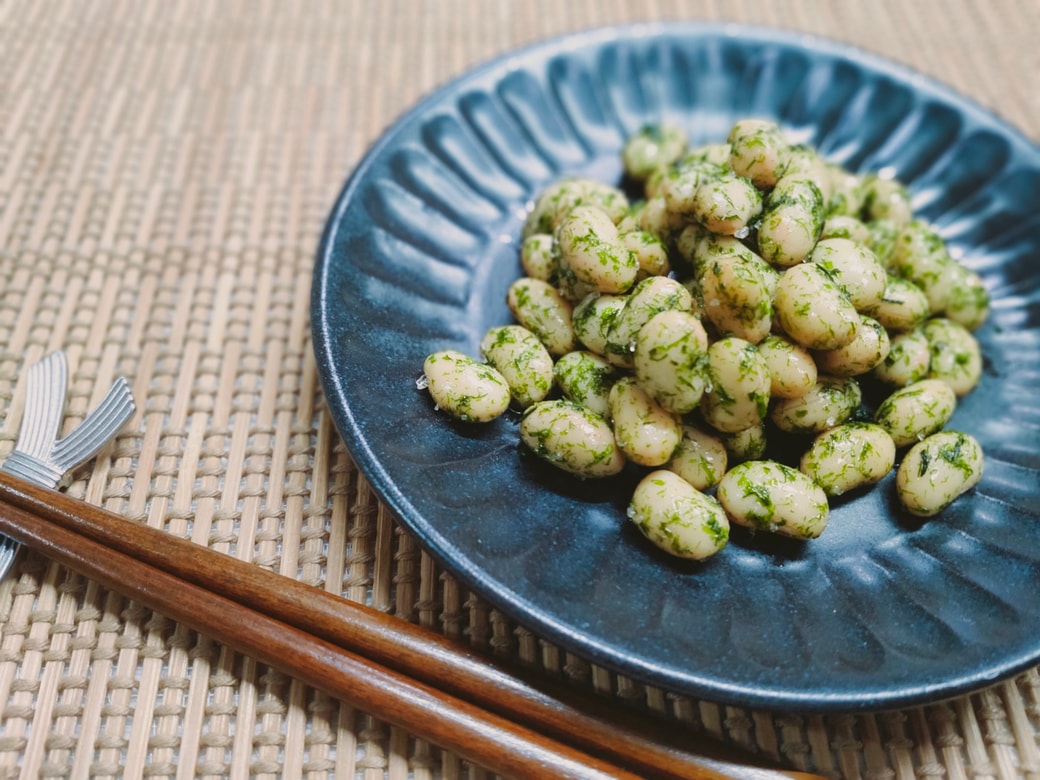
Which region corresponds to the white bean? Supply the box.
[519,399,625,478]
[572,293,625,356]
[666,424,728,490]
[551,247,597,303]
[799,422,896,497]
[628,470,729,560]
[619,230,671,278]
[556,204,638,294]
[872,329,931,387]
[770,375,862,434]
[633,310,710,415]
[523,178,629,237]
[896,431,984,516]
[779,145,833,203]
[553,350,616,418]
[520,233,556,281]
[700,337,771,434]
[679,275,708,322]
[807,237,886,312]
[861,175,912,226]
[719,422,767,464]
[866,218,899,269]
[943,265,989,331]
[661,159,727,221]
[691,172,763,236]
[813,315,891,377]
[480,325,554,408]
[826,165,866,217]
[622,124,687,180]
[557,202,619,246]
[890,220,954,313]
[616,206,642,234]
[757,334,817,399]
[873,378,957,448]
[774,262,859,350]
[506,277,576,356]
[697,252,774,344]
[682,229,779,296]
[923,317,983,396]
[757,175,825,267]
[727,119,787,189]
[674,222,712,270]
[422,350,511,423]
[683,142,733,168]
[605,276,693,369]
[609,377,683,467]
[636,194,687,246]
[866,275,930,334]
[717,460,830,539]
[821,214,871,244]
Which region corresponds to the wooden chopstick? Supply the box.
[0,472,821,780]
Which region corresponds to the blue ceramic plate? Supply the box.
[313,23,1040,711]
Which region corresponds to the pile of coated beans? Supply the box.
[421,119,987,561]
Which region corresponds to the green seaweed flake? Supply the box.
[704,514,729,546]
[737,472,774,527]
[938,434,975,479]
[917,448,932,477]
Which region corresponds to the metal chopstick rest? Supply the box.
[0,351,135,578]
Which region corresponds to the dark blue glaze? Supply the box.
[312,22,1040,712]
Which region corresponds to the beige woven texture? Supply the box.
[1,1,1038,778]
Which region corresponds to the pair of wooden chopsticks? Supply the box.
[0,471,820,780]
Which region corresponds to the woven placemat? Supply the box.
[1,1,1038,778]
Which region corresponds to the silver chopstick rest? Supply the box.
[0,351,136,576]
[2,352,136,489]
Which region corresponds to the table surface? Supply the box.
[1,2,1037,779]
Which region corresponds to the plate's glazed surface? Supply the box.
[312,23,1040,711]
